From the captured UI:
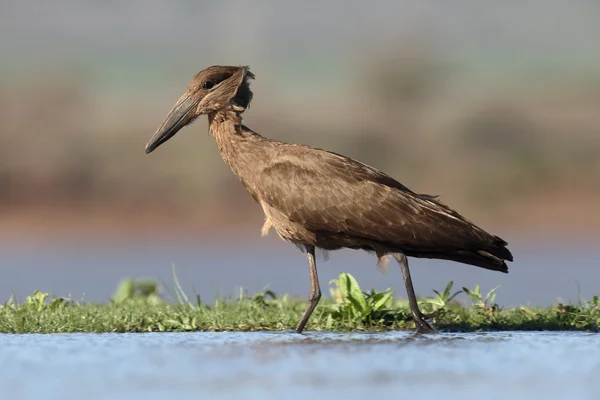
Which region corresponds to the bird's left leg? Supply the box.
[295,245,321,334]
[393,253,437,334]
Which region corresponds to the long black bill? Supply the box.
[145,93,199,154]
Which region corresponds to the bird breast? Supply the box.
[259,200,316,245]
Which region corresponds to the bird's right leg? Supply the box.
[393,253,437,334]
[295,245,321,334]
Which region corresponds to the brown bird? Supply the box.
[145,65,513,334]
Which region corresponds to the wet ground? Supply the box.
[1,331,599,400]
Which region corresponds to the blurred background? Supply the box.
[1,0,599,307]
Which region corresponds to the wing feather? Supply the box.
[258,146,503,254]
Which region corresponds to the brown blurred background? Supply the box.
[1,1,599,306]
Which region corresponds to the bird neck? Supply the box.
[207,108,267,189]
[207,108,254,157]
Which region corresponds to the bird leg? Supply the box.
[394,253,438,334]
[295,245,321,334]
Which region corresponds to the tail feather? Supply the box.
[487,235,514,262]
[409,250,510,273]
[405,237,513,273]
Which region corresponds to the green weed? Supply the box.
[0,273,598,333]
[327,272,405,327]
[418,281,463,315]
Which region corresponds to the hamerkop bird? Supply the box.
[145,65,513,334]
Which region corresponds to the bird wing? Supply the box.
[257,145,503,253]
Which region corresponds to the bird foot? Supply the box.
[413,313,438,335]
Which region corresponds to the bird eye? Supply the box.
[203,81,214,89]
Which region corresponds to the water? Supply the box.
[1,331,599,400]
[0,235,598,308]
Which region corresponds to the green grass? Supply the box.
[1,272,599,334]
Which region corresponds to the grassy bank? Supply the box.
[1,273,599,334]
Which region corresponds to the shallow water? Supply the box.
[1,331,599,400]
[1,237,599,308]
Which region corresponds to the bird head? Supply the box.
[145,65,255,154]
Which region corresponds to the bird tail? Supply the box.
[407,236,513,273]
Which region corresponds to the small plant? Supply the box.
[169,263,197,307]
[419,281,462,315]
[519,305,537,318]
[2,294,15,309]
[328,272,397,324]
[250,287,278,308]
[111,278,163,305]
[462,284,500,311]
[22,291,71,311]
